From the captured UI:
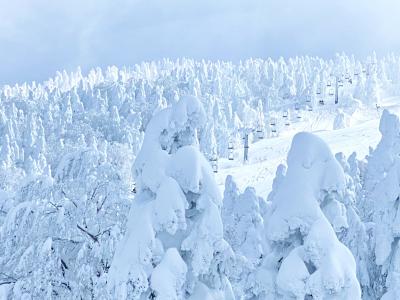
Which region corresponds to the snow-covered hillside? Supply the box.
[1,53,400,299]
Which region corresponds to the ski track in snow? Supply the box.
[216,97,400,198]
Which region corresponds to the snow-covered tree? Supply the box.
[0,139,133,299]
[222,175,267,299]
[365,71,381,106]
[108,96,234,299]
[364,110,400,299]
[335,152,372,298]
[261,132,361,299]
[363,109,400,222]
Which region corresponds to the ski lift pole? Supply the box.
[243,133,249,163]
[335,76,339,104]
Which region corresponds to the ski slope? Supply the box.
[216,97,400,198]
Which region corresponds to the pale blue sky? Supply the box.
[1,0,399,85]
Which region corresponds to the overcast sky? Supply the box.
[1,0,399,85]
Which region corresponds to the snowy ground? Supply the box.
[216,97,400,198]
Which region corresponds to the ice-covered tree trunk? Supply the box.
[108,96,234,299]
[261,132,361,299]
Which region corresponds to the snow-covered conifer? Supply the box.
[222,175,267,298]
[261,132,361,299]
[364,110,400,299]
[108,96,234,299]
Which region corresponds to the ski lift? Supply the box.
[132,182,137,194]
[296,111,302,119]
[271,124,277,133]
[256,127,264,139]
[285,119,290,126]
[228,141,234,160]
[282,111,288,118]
[210,155,218,173]
[319,99,325,105]
[316,88,321,95]
[294,103,300,111]
[327,81,332,87]
[270,117,277,134]
[338,80,344,87]
[329,89,334,96]
[307,105,313,112]
[228,151,234,161]
[306,96,311,103]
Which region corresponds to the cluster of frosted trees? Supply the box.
[0,53,398,162]
[1,53,400,299]
[219,109,400,300]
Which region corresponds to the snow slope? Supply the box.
[216,97,400,198]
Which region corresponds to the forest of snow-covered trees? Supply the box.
[2,53,400,299]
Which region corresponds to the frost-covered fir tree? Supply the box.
[222,175,267,299]
[335,152,372,298]
[261,132,361,299]
[363,109,400,222]
[364,110,400,299]
[0,137,133,299]
[365,71,381,106]
[108,96,234,300]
